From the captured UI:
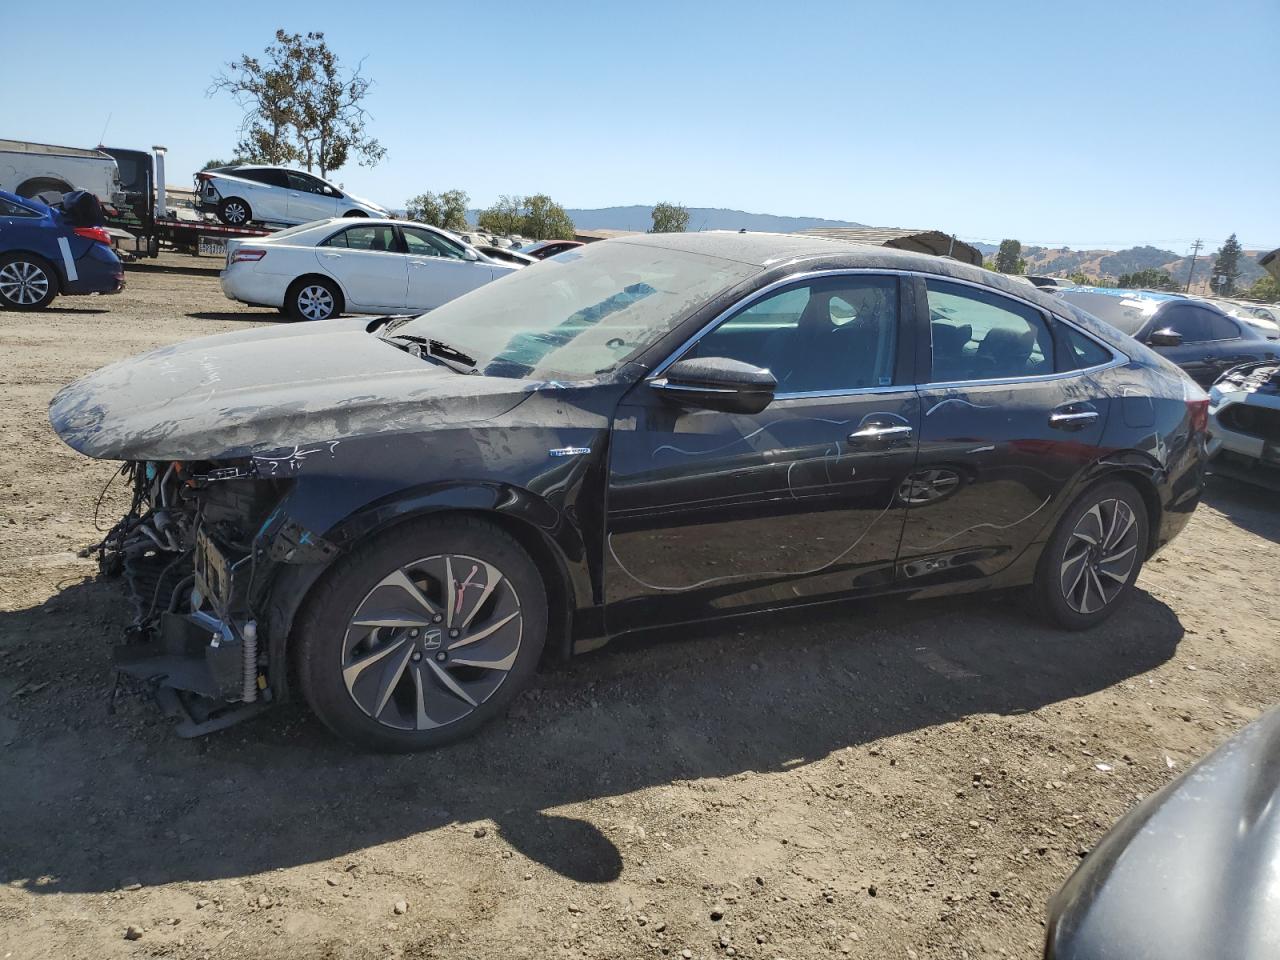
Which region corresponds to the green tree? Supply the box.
[520,194,575,240]
[201,157,244,170]
[994,239,1026,274]
[650,202,689,233]
[1117,268,1176,290]
[1210,234,1243,296]
[477,195,525,236]
[406,189,470,231]
[1069,271,1091,285]
[1244,275,1278,302]
[211,29,385,177]
[477,194,576,240]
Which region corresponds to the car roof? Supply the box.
[613,231,1076,313]
[1056,285,1185,302]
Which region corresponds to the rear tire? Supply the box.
[296,515,548,752]
[217,197,252,226]
[285,276,342,321]
[0,253,59,310]
[1032,480,1148,630]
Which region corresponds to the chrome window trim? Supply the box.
[920,273,1130,388]
[647,266,1133,401]
[648,268,915,400]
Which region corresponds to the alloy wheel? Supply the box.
[1059,498,1140,614]
[0,261,50,305]
[297,285,335,320]
[341,554,523,732]
[223,201,247,224]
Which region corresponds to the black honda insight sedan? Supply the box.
[50,233,1207,750]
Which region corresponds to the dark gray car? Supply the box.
[1045,707,1280,958]
[1055,287,1276,386]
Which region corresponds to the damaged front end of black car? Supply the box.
[86,457,307,734]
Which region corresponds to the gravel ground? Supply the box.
[1,261,1277,960]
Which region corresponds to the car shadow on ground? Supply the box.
[41,306,111,315]
[0,580,1184,893]
[185,310,288,324]
[1204,475,1280,543]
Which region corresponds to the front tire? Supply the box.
[217,197,252,226]
[1032,480,1148,629]
[0,253,59,310]
[285,276,342,321]
[297,516,548,752]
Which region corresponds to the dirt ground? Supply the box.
[1,261,1277,960]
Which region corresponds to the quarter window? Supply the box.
[927,280,1054,382]
[0,198,39,217]
[682,276,899,394]
[321,225,398,252]
[1059,325,1113,369]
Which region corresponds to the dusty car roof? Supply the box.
[613,231,1070,313]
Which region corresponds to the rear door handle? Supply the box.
[1049,408,1099,429]
[320,252,341,260]
[847,424,913,447]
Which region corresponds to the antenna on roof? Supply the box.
[97,113,112,148]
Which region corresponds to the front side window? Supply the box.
[681,276,899,394]
[403,227,466,260]
[321,224,398,252]
[927,280,1054,382]
[1157,304,1212,342]
[287,172,328,194]
[394,240,759,381]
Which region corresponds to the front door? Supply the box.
[401,227,495,310]
[315,223,407,309]
[897,278,1108,584]
[286,171,340,222]
[604,273,919,632]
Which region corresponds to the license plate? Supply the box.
[198,235,227,258]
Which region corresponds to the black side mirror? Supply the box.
[1147,328,1183,347]
[650,357,776,414]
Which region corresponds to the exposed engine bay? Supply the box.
[92,460,297,735]
[1208,360,1280,490]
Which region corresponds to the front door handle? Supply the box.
[847,424,913,447]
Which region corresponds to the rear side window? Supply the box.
[1059,325,1113,369]
[1203,311,1240,341]
[0,198,39,217]
[240,168,288,188]
[926,280,1054,382]
[322,225,398,252]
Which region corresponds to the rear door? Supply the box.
[604,272,919,631]
[314,223,407,309]
[897,277,1112,585]
[401,227,496,310]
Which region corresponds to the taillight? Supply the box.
[73,226,112,246]
[1186,398,1209,434]
[230,249,266,264]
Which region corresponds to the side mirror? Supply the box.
[1146,328,1183,347]
[650,357,776,414]
[462,248,480,262]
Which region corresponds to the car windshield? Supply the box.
[1057,290,1161,335]
[394,240,760,380]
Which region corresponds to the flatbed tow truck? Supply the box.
[100,145,274,259]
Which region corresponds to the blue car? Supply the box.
[0,188,124,310]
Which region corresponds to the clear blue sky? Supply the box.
[5,0,1277,253]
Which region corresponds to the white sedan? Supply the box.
[196,165,388,226]
[220,219,522,321]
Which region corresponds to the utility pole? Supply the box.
[1184,239,1203,292]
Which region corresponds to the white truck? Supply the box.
[0,139,125,205]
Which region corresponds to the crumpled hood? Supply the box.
[49,317,530,461]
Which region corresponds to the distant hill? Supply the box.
[462,205,866,234]
[1018,244,1268,290]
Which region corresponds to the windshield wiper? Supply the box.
[382,335,478,373]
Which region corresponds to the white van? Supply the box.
[0,139,124,205]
